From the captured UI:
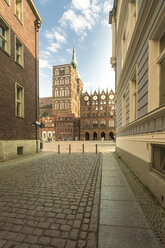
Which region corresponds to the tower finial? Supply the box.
[71,40,77,70]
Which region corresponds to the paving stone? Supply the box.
[0,153,101,248]
[78,239,86,248]
[44,229,60,238]
[66,240,77,248]
[38,236,51,245]
[51,238,66,248]
[69,229,79,240]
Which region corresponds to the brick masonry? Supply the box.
[0,0,40,141]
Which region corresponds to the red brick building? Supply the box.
[39,113,55,141]
[55,113,80,141]
[0,0,42,161]
[80,89,116,140]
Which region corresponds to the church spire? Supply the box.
[71,41,77,71]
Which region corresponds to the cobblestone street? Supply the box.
[0,153,101,248]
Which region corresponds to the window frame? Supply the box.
[15,35,24,67]
[14,0,23,23]
[0,16,10,55]
[15,82,24,118]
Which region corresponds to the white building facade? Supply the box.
[109,0,165,207]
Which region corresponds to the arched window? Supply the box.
[65,87,69,96]
[60,78,64,85]
[55,88,59,97]
[65,78,69,84]
[55,69,59,76]
[65,68,69,74]
[60,101,64,110]
[65,102,69,109]
[101,120,106,127]
[60,88,64,97]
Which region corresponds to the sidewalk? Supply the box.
[98,152,161,248]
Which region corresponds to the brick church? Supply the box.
[39,44,115,141]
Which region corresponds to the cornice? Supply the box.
[27,0,43,23]
[116,0,156,97]
[117,105,165,134]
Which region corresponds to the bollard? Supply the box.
[58,144,60,154]
[69,144,71,154]
[82,144,84,154]
[96,144,97,154]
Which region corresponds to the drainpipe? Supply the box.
[35,20,41,153]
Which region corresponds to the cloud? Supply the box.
[45,29,66,44]
[47,42,61,53]
[103,1,113,13]
[66,48,72,54]
[40,50,51,59]
[59,0,102,38]
[39,59,51,69]
[72,0,90,10]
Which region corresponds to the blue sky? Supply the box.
[33,0,114,97]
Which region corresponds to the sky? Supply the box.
[33,0,115,97]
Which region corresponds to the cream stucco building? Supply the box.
[109,0,165,207]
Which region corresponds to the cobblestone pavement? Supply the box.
[114,153,165,248]
[0,153,102,248]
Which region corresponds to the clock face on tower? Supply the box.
[59,70,65,76]
[109,94,114,100]
[101,95,106,100]
[84,96,89,101]
[93,95,98,100]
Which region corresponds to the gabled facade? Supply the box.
[109,0,165,207]
[0,0,42,161]
[80,89,116,140]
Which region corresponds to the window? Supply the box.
[65,78,69,84]
[15,0,23,22]
[65,68,69,74]
[15,36,24,66]
[0,17,10,54]
[152,144,165,174]
[55,102,59,110]
[122,92,126,126]
[101,120,106,127]
[60,78,64,85]
[158,32,165,106]
[55,88,59,97]
[84,120,90,128]
[110,110,114,116]
[4,0,10,5]
[65,87,69,97]
[129,68,137,122]
[109,120,115,127]
[15,83,24,117]
[60,102,64,110]
[65,102,69,109]
[93,120,98,128]
[55,69,59,76]
[60,88,64,97]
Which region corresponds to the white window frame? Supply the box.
[15,0,23,23]
[0,16,10,55]
[15,82,24,118]
[15,36,24,67]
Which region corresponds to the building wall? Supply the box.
[110,0,165,207]
[80,90,116,141]
[0,0,41,161]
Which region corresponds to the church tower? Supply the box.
[52,43,83,117]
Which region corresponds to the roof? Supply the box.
[27,0,43,23]
[39,97,52,108]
